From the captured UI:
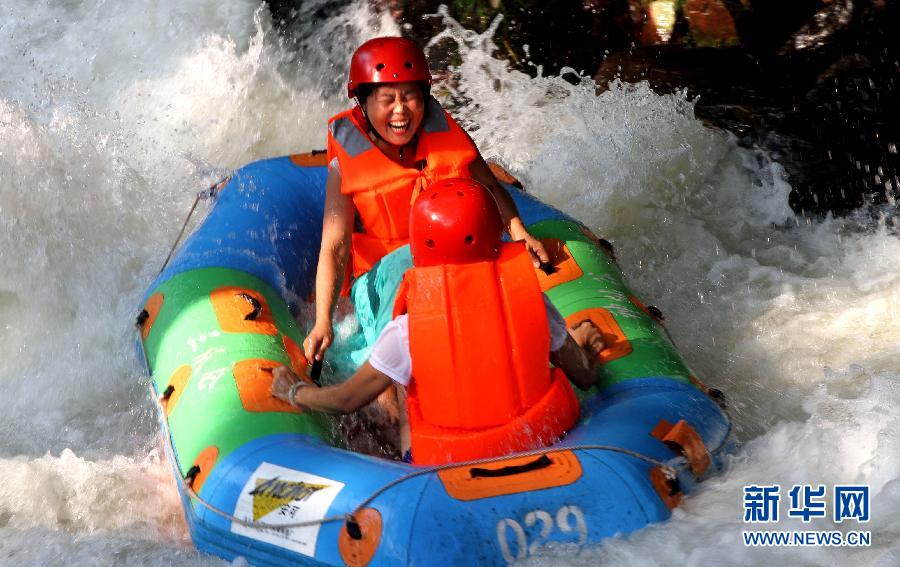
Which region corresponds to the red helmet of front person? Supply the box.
[347,37,432,99]
[410,178,504,267]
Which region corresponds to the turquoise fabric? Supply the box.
[342,245,413,369]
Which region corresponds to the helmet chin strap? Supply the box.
[354,95,383,142]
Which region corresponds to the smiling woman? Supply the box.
[304,36,550,370]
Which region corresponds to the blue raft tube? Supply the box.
[136,152,731,566]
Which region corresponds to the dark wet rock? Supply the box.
[593,0,897,214]
[758,1,897,214]
[267,0,349,30]
[391,0,637,77]
[727,0,822,53]
[628,0,739,46]
[682,0,740,46]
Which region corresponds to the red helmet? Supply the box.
[347,37,432,99]
[410,178,504,267]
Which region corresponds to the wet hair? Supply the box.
[356,83,375,104]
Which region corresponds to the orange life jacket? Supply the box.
[393,243,581,465]
[327,97,478,282]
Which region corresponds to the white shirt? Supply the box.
[369,295,569,387]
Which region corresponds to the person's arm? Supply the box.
[550,334,597,391]
[469,155,549,266]
[550,320,606,390]
[271,364,394,414]
[304,167,354,361]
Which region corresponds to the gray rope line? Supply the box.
[156,178,226,277]
[184,481,349,529]
[348,444,676,519]
[157,400,678,530]
[157,193,201,277]
[156,396,348,530]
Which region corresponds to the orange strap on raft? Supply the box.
[327,97,478,282]
[399,243,581,465]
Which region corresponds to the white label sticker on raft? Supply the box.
[231,462,345,557]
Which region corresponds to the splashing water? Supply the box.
[433,12,900,564]
[0,1,395,562]
[1,1,898,564]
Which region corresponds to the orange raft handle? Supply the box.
[340,508,382,567]
[651,419,711,477]
[290,149,328,167]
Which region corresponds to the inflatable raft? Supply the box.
[137,153,731,566]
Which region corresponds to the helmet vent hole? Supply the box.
[457,191,464,197]
[430,192,439,199]
[375,63,385,71]
[425,238,435,248]
[404,61,413,69]
[464,235,475,245]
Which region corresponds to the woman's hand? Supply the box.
[271,366,302,405]
[508,218,549,268]
[469,156,549,267]
[521,232,550,268]
[303,322,334,362]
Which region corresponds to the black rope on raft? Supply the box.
[664,474,682,496]
[598,238,615,259]
[706,387,728,409]
[309,359,323,385]
[345,518,363,540]
[184,465,202,489]
[159,385,175,403]
[538,261,559,275]
[470,455,551,478]
[238,293,263,321]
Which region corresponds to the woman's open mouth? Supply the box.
[389,119,411,134]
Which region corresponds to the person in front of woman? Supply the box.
[305,36,549,366]
[274,179,603,464]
